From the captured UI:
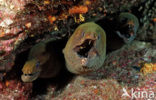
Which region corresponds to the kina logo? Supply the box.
[121,87,155,99]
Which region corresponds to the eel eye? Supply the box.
[97,35,100,39]
[36,62,40,68]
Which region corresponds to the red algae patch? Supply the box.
[69,6,88,14]
[0,80,32,100]
[48,16,57,24]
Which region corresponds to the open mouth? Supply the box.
[73,39,95,57]
[21,71,40,82]
[23,71,40,76]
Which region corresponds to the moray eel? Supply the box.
[116,12,139,43]
[21,40,62,82]
[63,22,106,74]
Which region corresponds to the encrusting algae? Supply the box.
[63,22,106,74]
[140,63,156,75]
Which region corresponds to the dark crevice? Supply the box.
[73,39,95,57]
[96,15,125,53]
[4,49,30,80]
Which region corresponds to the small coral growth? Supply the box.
[141,63,156,75]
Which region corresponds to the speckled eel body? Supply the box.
[63,22,106,74]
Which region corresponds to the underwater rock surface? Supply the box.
[0,0,155,99]
[0,0,155,78]
[0,40,155,99]
[34,41,156,100]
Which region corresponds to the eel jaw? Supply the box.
[73,39,98,67]
[21,71,40,82]
[73,39,95,58]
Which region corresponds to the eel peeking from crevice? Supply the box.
[116,12,139,43]
[21,40,64,82]
[63,22,106,74]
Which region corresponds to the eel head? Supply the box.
[21,42,50,82]
[63,22,106,74]
[21,59,41,82]
[21,53,50,82]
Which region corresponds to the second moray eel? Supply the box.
[21,39,64,82]
[63,22,106,74]
[116,12,139,43]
